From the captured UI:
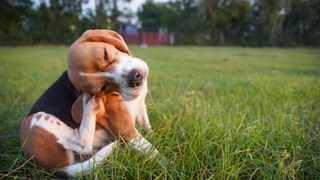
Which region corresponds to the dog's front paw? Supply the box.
[82,93,101,115]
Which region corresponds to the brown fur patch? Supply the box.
[35,114,42,121]
[96,94,136,142]
[44,116,50,121]
[56,121,61,126]
[20,123,73,170]
[21,114,34,147]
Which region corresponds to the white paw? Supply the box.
[82,93,101,115]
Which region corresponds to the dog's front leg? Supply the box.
[64,93,101,153]
[128,132,168,164]
[135,100,152,129]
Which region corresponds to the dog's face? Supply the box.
[68,30,148,101]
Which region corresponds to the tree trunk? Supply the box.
[95,0,102,28]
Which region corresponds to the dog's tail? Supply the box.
[54,142,116,178]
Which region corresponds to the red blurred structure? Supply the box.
[118,24,172,46]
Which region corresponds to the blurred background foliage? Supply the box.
[0,0,319,46]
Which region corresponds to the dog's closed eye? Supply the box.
[104,48,110,64]
[101,83,109,92]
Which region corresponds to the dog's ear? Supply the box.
[79,29,131,56]
[71,95,84,124]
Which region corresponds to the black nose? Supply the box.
[128,69,143,88]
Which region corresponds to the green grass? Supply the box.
[0,46,320,179]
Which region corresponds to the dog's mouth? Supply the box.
[100,80,144,101]
[99,82,120,96]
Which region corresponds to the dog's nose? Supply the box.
[128,69,143,88]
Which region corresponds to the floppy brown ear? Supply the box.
[71,94,84,124]
[80,29,131,56]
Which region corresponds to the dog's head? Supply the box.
[68,29,148,101]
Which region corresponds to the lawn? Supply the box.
[0,46,319,179]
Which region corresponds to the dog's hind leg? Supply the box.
[25,93,100,154]
[20,93,103,172]
[60,142,116,177]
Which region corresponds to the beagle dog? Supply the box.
[20,30,164,178]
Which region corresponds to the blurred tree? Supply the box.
[140,0,204,45]
[119,6,135,25]
[204,0,250,46]
[138,0,167,28]
[252,0,292,46]
[95,0,131,30]
[48,0,86,43]
[0,0,33,45]
[164,0,204,45]
[95,0,105,28]
[282,0,320,46]
[26,2,56,44]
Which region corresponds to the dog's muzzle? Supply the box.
[128,69,143,88]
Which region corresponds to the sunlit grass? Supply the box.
[0,46,319,179]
